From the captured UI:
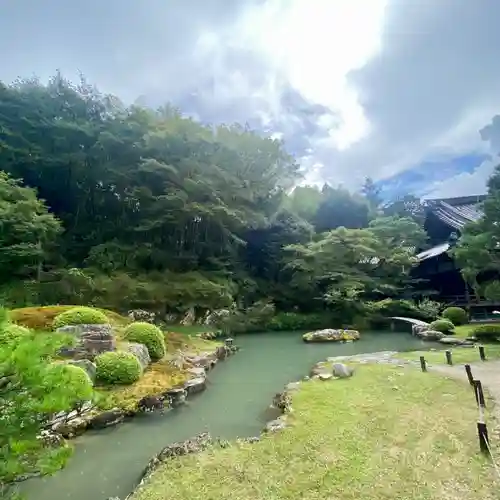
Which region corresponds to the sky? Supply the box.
[2,0,500,197]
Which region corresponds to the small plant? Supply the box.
[95,351,142,385]
[441,306,468,326]
[123,322,166,361]
[472,324,500,341]
[0,323,31,345]
[53,307,109,329]
[416,299,441,320]
[429,319,455,334]
[46,364,94,399]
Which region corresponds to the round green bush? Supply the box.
[53,307,109,329]
[0,323,31,345]
[47,364,93,399]
[123,322,166,361]
[429,319,455,334]
[95,351,141,385]
[441,306,468,326]
[472,324,500,341]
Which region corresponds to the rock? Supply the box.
[180,307,196,326]
[184,377,207,395]
[318,373,333,381]
[37,429,64,447]
[439,337,473,346]
[125,342,151,370]
[415,329,445,341]
[302,329,360,343]
[128,309,156,323]
[88,409,124,429]
[412,324,429,336]
[57,324,115,360]
[164,388,187,407]
[264,416,287,433]
[203,308,232,326]
[52,417,88,438]
[138,395,165,413]
[187,366,206,378]
[66,359,97,382]
[140,433,213,484]
[272,391,292,412]
[285,382,301,391]
[332,363,354,378]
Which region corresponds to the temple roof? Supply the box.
[424,194,485,230]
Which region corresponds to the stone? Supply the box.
[180,307,196,326]
[164,388,187,407]
[415,329,445,341]
[318,373,333,381]
[332,363,354,378]
[88,409,124,430]
[264,416,287,433]
[285,381,301,392]
[187,366,206,378]
[138,395,165,413]
[66,359,97,382]
[184,377,207,395]
[272,391,292,412]
[125,342,151,370]
[302,329,360,343]
[439,337,473,346]
[52,417,88,438]
[128,309,156,323]
[37,429,64,447]
[56,324,115,360]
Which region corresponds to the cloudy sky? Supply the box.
[2,0,500,197]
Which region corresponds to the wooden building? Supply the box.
[412,195,496,314]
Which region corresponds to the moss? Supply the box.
[10,305,130,330]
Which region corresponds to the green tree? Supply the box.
[0,317,93,494]
[361,176,382,211]
[0,172,61,281]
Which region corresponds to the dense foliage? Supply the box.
[0,313,93,493]
[52,307,109,329]
[441,307,468,326]
[123,322,166,360]
[95,351,142,385]
[0,73,431,324]
[472,324,500,341]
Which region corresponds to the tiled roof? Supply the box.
[426,195,485,230]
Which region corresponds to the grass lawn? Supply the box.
[398,344,500,365]
[454,322,500,338]
[131,364,497,500]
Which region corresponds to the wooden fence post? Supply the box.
[473,380,486,408]
[477,421,490,455]
[419,356,427,372]
[464,364,474,385]
[445,350,453,365]
[479,345,486,361]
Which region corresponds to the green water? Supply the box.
[22,330,433,500]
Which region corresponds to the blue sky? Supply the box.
[1,0,500,196]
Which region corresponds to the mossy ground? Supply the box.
[131,363,497,500]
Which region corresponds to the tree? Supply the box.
[0,172,61,281]
[0,314,93,495]
[361,176,382,210]
[453,164,500,286]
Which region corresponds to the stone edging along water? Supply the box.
[41,342,240,446]
[113,351,404,500]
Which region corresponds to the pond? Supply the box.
[22,330,434,500]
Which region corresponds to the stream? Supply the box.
[21,330,434,500]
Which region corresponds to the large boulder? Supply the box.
[52,417,88,438]
[332,363,354,378]
[87,409,124,430]
[303,329,360,343]
[415,329,445,341]
[57,324,116,360]
[124,342,151,370]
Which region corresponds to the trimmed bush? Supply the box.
[123,322,166,361]
[0,323,31,345]
[53,307,109,329]
[46,364,94,399]
[95,351,142,385]
[441,307,468,326]
[472,324,500,341]
[429,319,455,334]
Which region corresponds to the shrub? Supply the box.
[472,324,500,341]
[267,312,333,331]
[416,299,441,321]
[95,351,142,385]
[53,307,109,329]
[441,306,468,326]
[0,323,31,345]
[46,364,93,399]
[429,319,455,334]
[123,322,166,360]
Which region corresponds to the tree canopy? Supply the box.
[0,73,429,318]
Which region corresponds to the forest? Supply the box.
[0,73,436,328]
